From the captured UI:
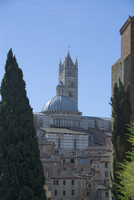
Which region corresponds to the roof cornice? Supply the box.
[119,16,134,35]
[120,16,131,35]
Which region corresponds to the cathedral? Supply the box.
[32,15,134,200]
[34,51,111,153]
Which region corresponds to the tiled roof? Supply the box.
[41,155,61,163]
[97,185,109,190]
[51,170,86,179]
[40,127,88,135]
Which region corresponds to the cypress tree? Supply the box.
[110,79,132,200]
[0,49,47,200]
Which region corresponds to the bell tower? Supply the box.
[58,51,78,107]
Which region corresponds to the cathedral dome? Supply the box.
[42,95,79,112]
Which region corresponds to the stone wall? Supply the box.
[51,177,86,200]
[120,19,131,57]
[112,16,134,122]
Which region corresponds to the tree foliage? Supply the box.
[115,123,134,200]
[110,79,132,200]
[0,49,47,200]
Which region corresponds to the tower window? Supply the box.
[68,91,74,97]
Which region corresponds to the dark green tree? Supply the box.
[0,49,47,200]
[110,79,132,200]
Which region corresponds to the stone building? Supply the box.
[39,145,111,200]
[34,50,111,200]
[51,170,87,200]
[112,15,134,121]
[97,185,109,200]
[34,51,111,153]
[44,178,51,200]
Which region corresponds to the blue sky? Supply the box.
[0,0,134,117]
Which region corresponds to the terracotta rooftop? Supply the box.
[41,155,61,163]
[51,170,86,179]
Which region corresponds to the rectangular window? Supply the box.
[106,191,109,197]
[105,171,108,177]
[63,180,66,185]
[63,159,65,163]
[71,180,74,185]
[83,190,85,196]
[54,190,57,196]
[81,168,83,171]
[54,162,56,166]
[70,159,74,163]
[48,186,51,191]
[53,180,55,185]
[56,180,59,185]
[48,198,51,200]
[90,159,92,164]
[105,162,108,168]
[63,190,66,196]
[72,189,75,195]
[80,158,87,164]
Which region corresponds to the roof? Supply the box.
[41,155,61,163]
[41,95,79,112]
[56,81,65,88]
[64,51,75,68]
[100,156,110,162]
[82,116,111,121]
[97,185,109,190]
[83,146,111,151]
[112,53,130,67]
[51,170,86,179]
[39,141,55,145]
[45,178,51,184]
[120,16,134,35]
[40,127,89,135]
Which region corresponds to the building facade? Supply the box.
[112,15,134,121]
[34,51,111,200]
